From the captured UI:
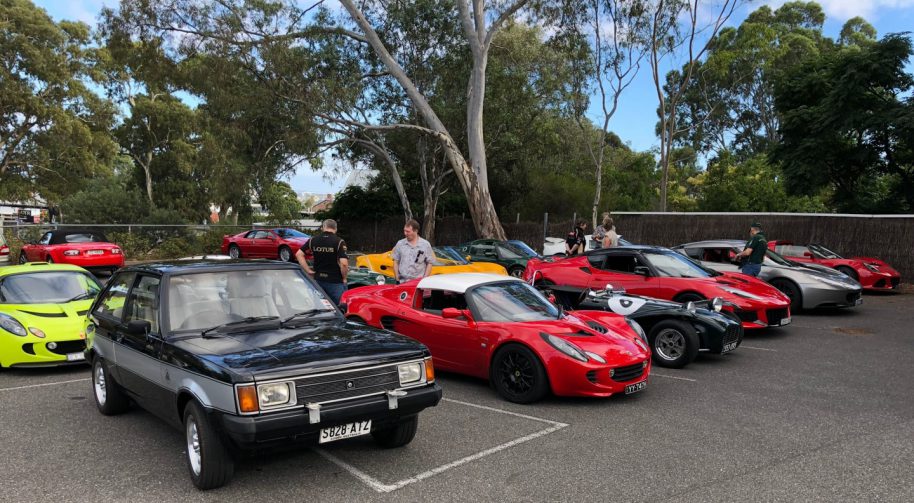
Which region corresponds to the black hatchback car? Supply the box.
[85,260,441,490]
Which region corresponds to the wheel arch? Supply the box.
[673,291,706,302]
[488,339,554,393]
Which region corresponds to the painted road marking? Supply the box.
[315,397,568,493]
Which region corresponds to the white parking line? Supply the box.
[0,378,89,392]
[739,345,778,352]
[314,397,568,493]
[651,373,697,382]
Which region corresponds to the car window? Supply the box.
[601,254,639,274]
[166,269,331,332]
[470,282,559,322]
[94,272,136,321]
[38,232,52,245]
[474,244,497,258]
[255,231,273,239]
[808,244,842,259]
[0,271,101,304]
[643,251,716,278]
[62,233,104,243]
[680,248,703,259]
[244,231,257,238]
[126,275,161,334]
[418,289,468,314]
[496,245,522,260]
[776,244,809,257]
[700,248,732,263]
[275,228,309,238]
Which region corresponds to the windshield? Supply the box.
[0,271,101,304]
[167,269,334,332]
[496,244,523,259]
[763,249,796,266]
[434,247,470,265]
[470,282,560,322]
[506,240,540,258]
[809,244,842,259]
[274,228,309,238]
[644,251,718,278]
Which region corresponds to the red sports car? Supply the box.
[523,246,792,330]
[768,240,901,291]
[341,273,651,403]
[18,230,124,273]
[220,228,310,262]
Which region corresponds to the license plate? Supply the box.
[87,250,104,255]
[66,352,85,362]
[779,317,791,326]
[722,342,738,353]
[624,380,647,395]
[854,298,863,305]
[319,420,371,444]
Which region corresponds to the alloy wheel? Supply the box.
[655,328,686,361]
[186,418,202,476]
[94,364,107,406]
[499,351,535,396]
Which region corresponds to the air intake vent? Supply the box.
[380,317,397,332]
[586,321,608,334]
[586,370,598,384]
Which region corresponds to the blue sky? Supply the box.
[35,0,914,194]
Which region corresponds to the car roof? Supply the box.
[584,244,669,255]
[676,239,745,248]
[416,273,522,293]
[0,262,89,277]
[122,259,302,275]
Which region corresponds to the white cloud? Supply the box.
[766,0,914,20]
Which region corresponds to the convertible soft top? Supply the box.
[48,230,109,245]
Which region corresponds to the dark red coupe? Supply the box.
[220,228,310,262]
[18,230,124,273]
[768,240,901,291]
[523,246,792,330]
[341,273,651,403]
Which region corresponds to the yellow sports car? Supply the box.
[0,263,102,368]
[355,246,507,278]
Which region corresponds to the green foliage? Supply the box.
[260,181,302,224]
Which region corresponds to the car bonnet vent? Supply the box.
[586,321,608,334]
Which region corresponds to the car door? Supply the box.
[588,251,660,297]
[393,288,480,372]
[253,230,276,258]
[27,232,52,261]
[89,272,136,385]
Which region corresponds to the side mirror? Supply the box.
[803,251,813,258]
[125,320,151,336]
[338,303,348,314]
[633,266,650,276]
[441,307,463,319]
[547,294,557,304]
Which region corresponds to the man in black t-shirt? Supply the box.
[295,219,349,305]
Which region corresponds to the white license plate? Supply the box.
[624,380,647,395]
[722,342,738,353]
[854,298,863,305]
[66,352,85,362]
[87,250,104,255]
[319,420,371,444]
[779,317,791,326]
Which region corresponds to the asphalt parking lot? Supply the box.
[2,292,913,502]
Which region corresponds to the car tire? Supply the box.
[508,266,525,278]
[183,400,234,490]
[770,278,802,311]
[279,245,292,262]
[674,292,705,303]
[835,266,858,281]
[648,320,699,369]
[46,256,53,263]
[491,344,549,404]
[372,415,419,448]
[92,358,130,415]
[18,253,27,264]
[228,245,241,259]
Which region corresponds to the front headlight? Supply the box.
[685,301,697,313]
[375,274,386,285]
[398,362,423,385]
[0,313,27,337]
[540,333,589,362]
[625,317,648,344]
[257,382,296,408]
[720,287,763,300]
[711,297,724,312]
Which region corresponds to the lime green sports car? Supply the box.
[0,263,102,368]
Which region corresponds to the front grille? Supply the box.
[735,309,757,322]
[724,324,742,345]
[294,365,401,404]
[846,291,862,303]
[46,340,86,355]
[874,279,886,288]
[766,308,789,326]
[22,343,35,355]
[891,278,900,288]
[586,321,608,334]
[586,370,598,384]
[610,362,645,382]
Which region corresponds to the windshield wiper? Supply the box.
[281,309,336,326]
[66,291,93,303]
[201,316,279,338]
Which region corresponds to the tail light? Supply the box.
[0,245,8,256]
[111,248,122,254]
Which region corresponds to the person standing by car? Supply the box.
[295,219,349,305]
[601,217,619,248]
[591,212,611,249]
[392,219,434,283]
[736,222,767,277]
[565,220,587,255]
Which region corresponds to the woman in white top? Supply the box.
[601,217,619,248]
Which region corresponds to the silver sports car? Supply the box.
[673,240,863,311]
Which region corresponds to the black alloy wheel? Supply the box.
[770,278,802,311]
[491,344,548,404]
[508,266,525,278]
[18,253,27,264]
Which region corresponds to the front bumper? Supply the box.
[1,337,88,368]
[731,304,791,329]
[216,383,442,449]
[860,271,901,290]
[545,351,651,398]
[803,286,863,309]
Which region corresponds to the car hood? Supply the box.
[709,273,790,305]
[175,318,427,377]
[851,256,895,268]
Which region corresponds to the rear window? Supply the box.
[50,232,108,244]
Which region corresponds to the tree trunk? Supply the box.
[339,0,506,240]
[359,139,411,221]
[423,188,439,244]
[466,55,489,192]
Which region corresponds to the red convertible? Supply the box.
[523,246,792,330]
[341,273,651,403]
[768,240,901,291]
[220,228,310,262]
[18,229,124,273]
